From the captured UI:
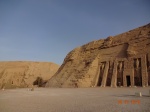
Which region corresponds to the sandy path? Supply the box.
[0,87,150,112]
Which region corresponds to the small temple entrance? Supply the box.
[126,76,131,86]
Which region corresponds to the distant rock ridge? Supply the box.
[0,61,59,89]
[46,23,150,88]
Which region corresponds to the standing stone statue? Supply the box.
[101,63,105,70]
[119,62,122,70]
[136,59,139,68]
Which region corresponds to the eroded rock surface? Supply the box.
[0,61,59,88]
[46,23,150,88]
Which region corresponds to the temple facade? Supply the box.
[96,54,150,87]
[46,23,150,88]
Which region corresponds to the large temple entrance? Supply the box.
[126,76,131,86]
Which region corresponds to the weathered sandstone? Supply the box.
[46,23,150,88]
[0,61,59,88]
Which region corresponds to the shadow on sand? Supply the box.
[112,94,150,98]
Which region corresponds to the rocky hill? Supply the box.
[46,23,150,88]
[0,61,59,89]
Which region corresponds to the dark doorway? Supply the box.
[126,76,131,86]
[106,78,111,86]
[97,77,102,86]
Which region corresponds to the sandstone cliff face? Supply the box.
[46,23,150,88]
[0,61,59,89]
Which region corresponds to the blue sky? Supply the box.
[0,0,150,65]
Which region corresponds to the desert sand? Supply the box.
[0,87,150,112]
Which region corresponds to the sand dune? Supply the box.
[0,61,59,89]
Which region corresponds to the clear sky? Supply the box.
[0,0,150,65]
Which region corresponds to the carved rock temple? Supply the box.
[46,23,150,88]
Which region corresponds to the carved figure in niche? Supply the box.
[136,59,139,69]
[101,63,105,70]
[116,62,119,69]
[119,62,122,71]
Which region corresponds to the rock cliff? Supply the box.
[0,61,59,89]
[46,23,150,88]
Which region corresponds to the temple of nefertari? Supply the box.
[46,23,150,88]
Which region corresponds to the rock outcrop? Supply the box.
[46,23,150,88]
[0,61,59,89]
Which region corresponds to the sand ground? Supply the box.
[0,87,150,112]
